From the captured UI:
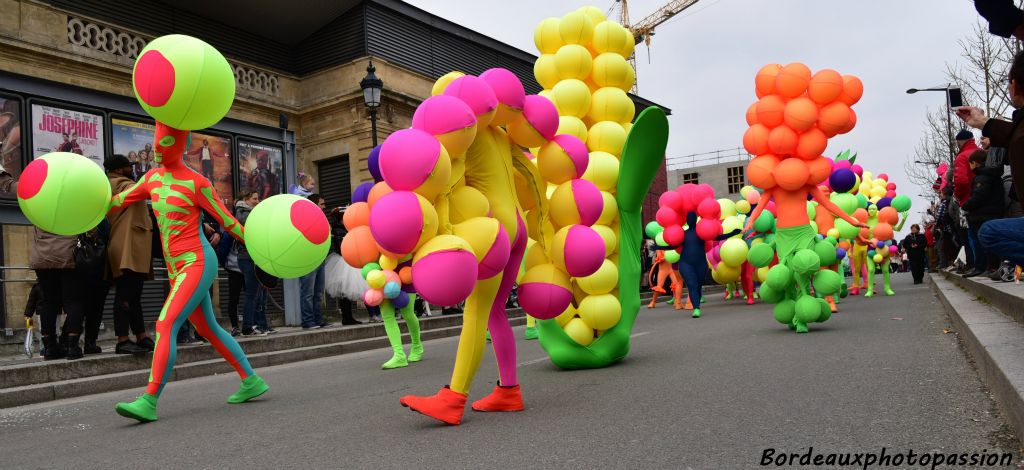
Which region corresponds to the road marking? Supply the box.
[517,331,650,366]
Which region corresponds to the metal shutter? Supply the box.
[318,156,352,209]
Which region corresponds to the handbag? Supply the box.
[74,230,106,273]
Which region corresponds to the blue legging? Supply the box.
[678,260,703,309]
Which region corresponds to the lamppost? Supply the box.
[906,85,961,164]
[360,60,383,147]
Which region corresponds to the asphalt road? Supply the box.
[0,274,1018,469]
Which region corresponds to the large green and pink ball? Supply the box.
[412,234,478,306]
[479,68,525,126]
[132,35,234,130]
[518,263,572,320]
[412,95,477,157]
[443,75,498,127]
[244,194,330,278]
[549,179,604,227]
[18,152,111,235]
[538,134,589,184]
[550,225,605,277]
[368,191,438,256]
[379,128,451,201]
[508,95,559,148]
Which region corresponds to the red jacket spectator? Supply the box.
[953,134,979,202]
[924,225,935,247]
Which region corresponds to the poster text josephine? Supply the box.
[36,113,99,139]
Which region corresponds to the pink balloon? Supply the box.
[383,270,401,285]
[656,207,680,228]
[677,185,697,213]
[695,219,723,241]
[765,201,777,214]
[379,129,442,191]
[878,173,889,181]
[520,95,559,141]
[479,68,526,111]
[889,245,898,254]
[745,190,760,205]
[363,289,384,307]
[550,134,590,179]
[659,191,685,211]
[886,182,896,190]
[833,160,852,170]
[412,95,477,136]
[885,190,896,198]
[693,183,716,203]
[443,75,498,121]
[562,225,605,277]
[663,224,684,246]
[850,164,863,176]
[369,191,425,255]
[697,198,721,219]
[570,179,604,226]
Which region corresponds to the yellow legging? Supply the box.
[450,275,503,393]
[851,243,868,288]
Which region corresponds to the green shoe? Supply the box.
[691,308,701,318]
[524,326,538,340]
[228,375,269,404]
[794,320,809,334]
[485,331,491,342]
[408,343,424,363]
[864,290,874,298]
[382,353,408,369]
[115,394,158,422]
[884,289,895,296]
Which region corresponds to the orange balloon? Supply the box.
[807,155,832,184]
[853,208,869,223]
[808,69,844,105]
[342,202,370,230]
[745,102,759,126]
[340,226,380,268]
[795,127,828,160]
[367,181,393,208]
[743,124,771,155]
[756,94,786,128]
[859,227,870,239]
[755,64,782,98]
[767,125,799,156]
[838,108,857,135]
[817,102,851,136]
[873,222,894,241]
[775,63,812,99]
[837,75,863,106]
[838,240,850,250]
[878,206,899,225]
[399,266,413,284]
[747,154,780,189]
[783,97,818,132]
[773,158,809,190]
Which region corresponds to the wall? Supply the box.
[667,161,749,199]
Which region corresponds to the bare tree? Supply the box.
[905,107,951,189]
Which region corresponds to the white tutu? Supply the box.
[324,253,368,301]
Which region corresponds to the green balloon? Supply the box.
[773,300,796,324]
[764,233,776,245]
[795,295,820,323]
[825,236,838,246]
[17,152,111,235]
[753,211,776,233]
[645,221,663,239]
[809,221,818,235]
[856,193,869,209]
[806,201,817,219]
[839,282,849,298]
[835,219,860,240]
[244,194,330,279]
[664,250,680,264]
[813,269,842,296]
[791,249,821,274]
[655,232,666,246]
[814,240,837,266]
[817,298,832,322]
[361,262,382,280]
[748,243,776,268]
[891,194,912,212]
[765,264,792,291]
[832,193,858,214]
[759,283,784,304]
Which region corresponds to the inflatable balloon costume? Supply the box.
[741,63,867,333]
[17,35,330,421]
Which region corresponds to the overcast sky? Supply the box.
[405,0,984,230]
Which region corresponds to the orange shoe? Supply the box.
[399,386,467,425]
[826,296,837,313]
[684,300,693,310]
[652,286,667,294]
[472,382,524,412]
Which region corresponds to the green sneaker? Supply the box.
[485,330,491,342]
[228,375,269,404]
[408,343,424,363]
[115,394,158,422]
[524,327,538,340]
[864,290,874,298]
[382,353,408,369]
[691,308,701,318]
[884,288,895,296]
[794,319,809,333]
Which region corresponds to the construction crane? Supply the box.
[608,0,701,92]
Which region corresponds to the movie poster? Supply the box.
[185,132,233,206]
[111,118,156,181]
[238,140,284,201]
[31,104,104,168]
[0,96,23,200]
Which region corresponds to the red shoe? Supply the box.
[400,386,468,425]
[472,382,524,412]
[746,297,755,305]
[850,287,860,296]
[652,286,667,294]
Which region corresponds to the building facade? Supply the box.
[0,0,669,329]
[666,148,752,198]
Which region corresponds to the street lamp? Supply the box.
[906,85,960,164]
[360,60,383,147]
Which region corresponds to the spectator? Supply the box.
[327,204,363,325]
[0,161,16,194]
[960,150,1005,277]
[105,155,155,354]
[900,224,928,284]
[288,173,315,198]
[953,130,980,203]
[30,227,86,360]
[235,190,269,336]
[81,220,110,354]
[973,0,1024,40]
[299,194,330,329]
[216,215,244,336]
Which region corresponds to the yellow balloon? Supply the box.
[577,5,607,26]
[873,254,884,264]
[873,178,885,187]
[870,186,886,198]
[551,79,592,118]
[534,17,564,54]
[554,44,593,81]
[379,255,398,271]
[452,217,503,266]
[621,121,632,136]
[431,71,465,96]
[859,182,873,195]
[559,10,595,45]
[591,224,618,256]
[538,138,588,185]
[718,198,738,218]
[577,259,618,295]
[597,191,618,225]
[555,303,577,327]
[862,171,874,181]
[588,87,635,124]
[524,238,550,270]
[577,293,621,329]
[367,270,386,289]
[534,54,560,90]
[557,116,589,142]
[587,121,627,156]
[591,53,635,91]
[563,317,595,346]
[716,263,741,283]
[582,151,619,191]
[755,266,770,283]
[735,199,751,214]
[591,21,633,58]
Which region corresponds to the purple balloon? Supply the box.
[876,197,893,209]
[392,291,410,309]
[829,169,857,193]
[368,145,383,183]
[352,182,374,203]
[836,248,846,260]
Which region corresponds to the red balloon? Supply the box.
[659,190,685,211]
[885,182,896,190]
[663,224,684,246]
[697,198,721,219]
[656,207,679,227]
[695,218,723,241]
[878,173,889,181]
[677,184,697,214]
[693,183,716,205]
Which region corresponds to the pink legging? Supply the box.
[487,214,527,387]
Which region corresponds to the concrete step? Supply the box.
[941,270,1024,325]
[929,273,1024,444]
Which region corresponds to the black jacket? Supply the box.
[975,0,1024,38]
[961,166,1006,223]
[982,109,1024,204]
[900,233,927,259]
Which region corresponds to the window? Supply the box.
[727,166,745,194]
[682,172,699,184]
[317,155,352,209]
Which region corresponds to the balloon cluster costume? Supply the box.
[646,249,687,310]
[740,63,867,333]
[17,35,330,421]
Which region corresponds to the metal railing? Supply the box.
[666,147,753,171]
